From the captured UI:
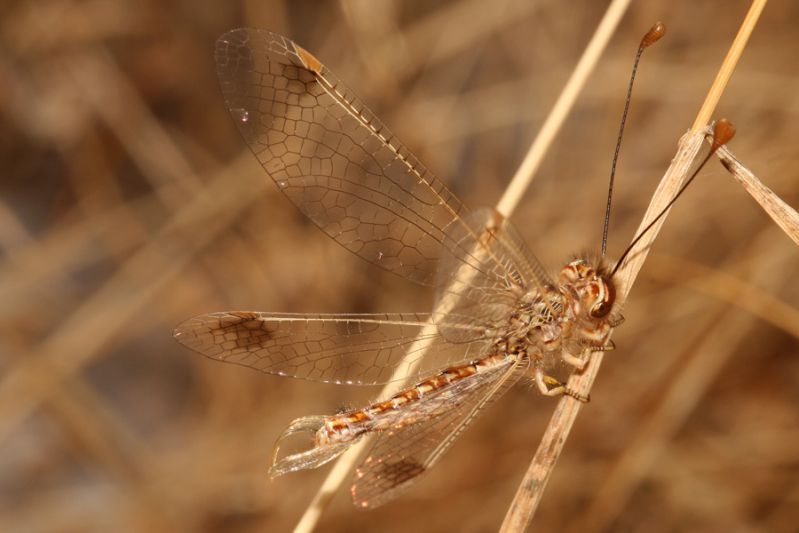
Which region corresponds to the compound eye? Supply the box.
[590,301,611,318]
[589,278,616,319]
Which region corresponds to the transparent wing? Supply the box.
[351,357,528,508]
[214,28,539,289]
[173,311,494,385]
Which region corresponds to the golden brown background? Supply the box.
[2,1,798,532]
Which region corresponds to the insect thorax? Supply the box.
[501,258,617,367]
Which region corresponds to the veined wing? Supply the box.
[351,355,528,508]
[214,28,538,290]
[173,312,494,385]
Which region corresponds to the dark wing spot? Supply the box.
[215,312,275,347]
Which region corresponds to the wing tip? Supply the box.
[172,316,195,342]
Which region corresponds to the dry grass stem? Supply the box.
[690,0,768,131]
[715,145,799,247]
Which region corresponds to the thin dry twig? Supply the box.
[293,1,632,531]
[500,0,768,530]
[690,0,769,132]
[715,145,799,247]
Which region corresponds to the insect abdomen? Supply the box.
[319,354,508,444]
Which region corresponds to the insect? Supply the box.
[174,27,667,509]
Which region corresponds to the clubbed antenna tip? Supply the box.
[642,22,666,48]
[712,118,736,151]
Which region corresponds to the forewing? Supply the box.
[215,28,473,285]
[350,357,528,508]
[173,311,492,385]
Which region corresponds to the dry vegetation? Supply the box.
[2,1,799,532]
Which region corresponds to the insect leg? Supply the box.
[534,369,590,403]
[562,349,590,370]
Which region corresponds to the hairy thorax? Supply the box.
[505,257,618,371]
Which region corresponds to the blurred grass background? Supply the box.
[2,1,799,531]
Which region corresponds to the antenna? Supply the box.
[610,119,737,276]
[601,22,666,256]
